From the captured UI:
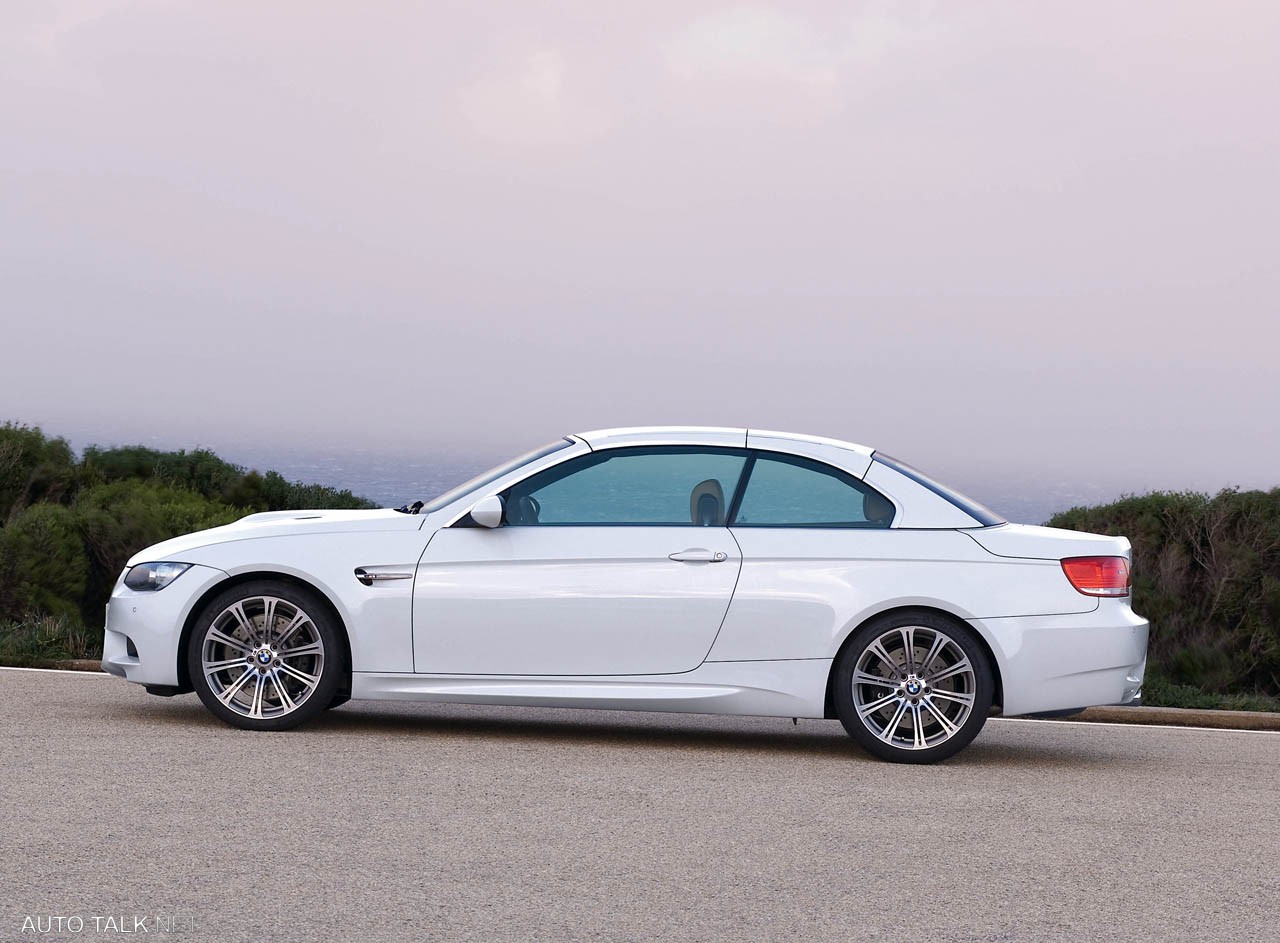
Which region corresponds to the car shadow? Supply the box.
[314,704,877,759]
[318,702,1127,769]
[112,693,1128,769]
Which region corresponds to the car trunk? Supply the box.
[964,523,1131,562]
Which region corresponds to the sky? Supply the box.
[2,1,1278,498]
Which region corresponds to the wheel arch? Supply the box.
[176,570,353,700]
[823,604,1005,719]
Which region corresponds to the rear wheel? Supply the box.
[187,581,345,731]
[833,611,993,764]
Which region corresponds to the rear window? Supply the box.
[732,452,894,528]
[872,454,1005,527]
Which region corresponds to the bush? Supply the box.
[1050,488,1280,701]
[0,614,97,666]
[0,423,381,659]
[79,445,246,503]
[0,423,77,521]
[258,470,372,511]
[0,503,89,622]
[72,480,244,624]
[77,445,376,512]
[1142,674,1280,713]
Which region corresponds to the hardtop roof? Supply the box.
[573,426,875,460]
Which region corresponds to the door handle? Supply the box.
[668,549,728,563]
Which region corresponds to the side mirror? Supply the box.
[470,495,504,528]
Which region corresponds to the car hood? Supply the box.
[126,508,422,566]
[963,523,1132,561]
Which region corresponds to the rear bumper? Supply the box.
[101,564,228,687]
[970,602,1149,716]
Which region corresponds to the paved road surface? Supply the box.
[3,669,1278,942]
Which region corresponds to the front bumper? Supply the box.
[970,601,1149,716]
[101,563,228,687]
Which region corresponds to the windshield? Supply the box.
[422,438,575,513]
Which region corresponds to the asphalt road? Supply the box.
[3,669,1278,943]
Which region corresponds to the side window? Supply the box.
[732,453,895,528]
[504,447,749,526]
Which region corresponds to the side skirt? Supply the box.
[351,658,831,719]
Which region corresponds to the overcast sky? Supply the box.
[2,1,1277,494]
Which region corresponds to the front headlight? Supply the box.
[124,562,192,592]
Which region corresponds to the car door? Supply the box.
[708,450,905,661]
[412,446,748,676]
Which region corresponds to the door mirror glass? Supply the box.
[470,495,505,528]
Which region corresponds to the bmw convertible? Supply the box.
[102,427,1148,763]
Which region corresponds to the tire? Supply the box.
[833,610,994,764]
[187,580,346,731]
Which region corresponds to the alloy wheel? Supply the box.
[851,624,977,751]
[199,595,325,720]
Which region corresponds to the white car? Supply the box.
[102,427,1147,763]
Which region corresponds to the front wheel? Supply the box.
[187,581,345,731]
[833,611,993,764]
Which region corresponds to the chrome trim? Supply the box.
[354,567,414,587]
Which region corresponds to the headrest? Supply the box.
[863,489,895,526]
[690,479,725,526]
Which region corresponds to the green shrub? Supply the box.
[0,614,98,666]
[1050,488,1280,700]
[259,470,373,511]
[77,445,376,511]
[72,480,244,624]
[0,503,89,621]
[80,445,260,506]
[0,423,77,521]
[1142,673,1280,713]
[0,422,378,651]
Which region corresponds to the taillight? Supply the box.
[1061,556,1130,597]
